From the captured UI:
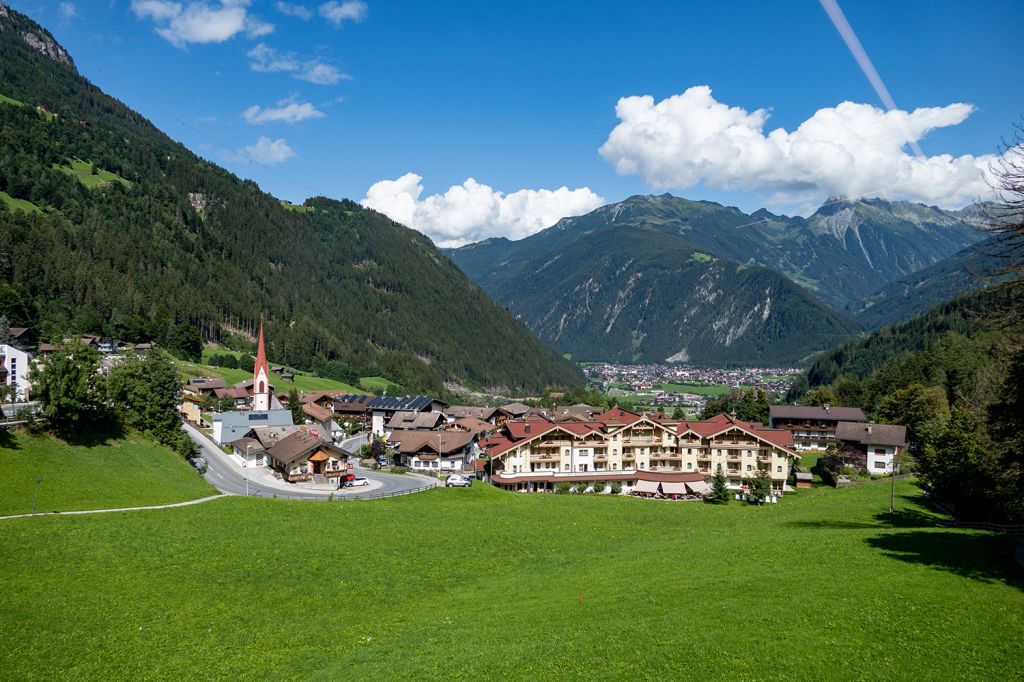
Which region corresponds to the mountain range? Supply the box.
[448,193,988,365]
[0,6,580,394]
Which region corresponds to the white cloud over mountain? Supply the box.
[361,173,604,247]
[242,98,325,124]
[240,136,295,165]
[130,0,274,47]
[599,85,995,207]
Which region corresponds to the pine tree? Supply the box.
[709,463,730,505]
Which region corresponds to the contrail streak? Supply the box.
[819,0,924,157]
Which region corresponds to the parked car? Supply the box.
[445,474,472,488]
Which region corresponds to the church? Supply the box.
[211,322,294,445]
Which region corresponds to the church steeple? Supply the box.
[253,320,270,412]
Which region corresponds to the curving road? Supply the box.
[182,423,436,500]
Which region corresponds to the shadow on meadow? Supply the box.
[0,429,20,450]
[866,530,1024,589]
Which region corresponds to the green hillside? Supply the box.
[1,481,1021,678]
[0,6,580,394]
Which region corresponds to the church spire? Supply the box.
[253,319,270,411]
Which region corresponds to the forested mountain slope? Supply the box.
[846,237,1008,329]
[459,224,859,365]
[0,5,580,393]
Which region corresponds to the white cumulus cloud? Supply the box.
[239,136,295,165]
[242,98,325,124]
[131,0,274,47]
[247,43,347,84]
[361,173,605,247]
[58,2,78,20]
[275,1,312,20]
[319,0,366,26]
[598,85,996,208]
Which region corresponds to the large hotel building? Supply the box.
[483,407,799,494]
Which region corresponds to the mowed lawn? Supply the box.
[0,479,1021,679]
[0,432,215,516]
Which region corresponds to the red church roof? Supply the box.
[254,320,269,388]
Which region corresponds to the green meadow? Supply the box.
[53,158,131,189]
[0,431,214,516]
[0,477,1020,679]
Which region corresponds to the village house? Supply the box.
[483,408,798,494]
[0,343,30,400]
[388,429,476,472]
[387,410,447,431]
[444,405,507,424]
[768,404,867,451]
[369,395,447,436]
[836,421,908,474]
[331,393,374,428]
[264,430,349,483]
[446,416,496,437]
[302,402,344,442]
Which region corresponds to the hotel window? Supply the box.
[686,462,692,470]
[746,464,752,471]
[564,464,570,471]
[612,463,617,470]
[776,465,783,473]
[638,462,645,469]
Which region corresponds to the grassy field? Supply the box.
[54,158,132,189]
[0,431,214,516]
[0,92,24,107]
[0,190,42,213]
[0,479,1020,679]
[658,382,748,396]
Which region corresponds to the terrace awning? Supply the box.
[633,480,661,494]
[661,481,688,495]
[686,480,710,495]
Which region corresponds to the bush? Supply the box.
[812,455,844,487]
[592,481,605,494]
[610,482,622,495]
[390,466,408,474]
[573,483,589,494]
[554,483,571,495]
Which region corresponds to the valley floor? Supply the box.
[0,479,1020,679]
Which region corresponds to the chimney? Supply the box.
[525,424,531,434]
[866,424,872,435]
[823,404,830,413]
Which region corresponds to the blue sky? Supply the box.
[12,0,1024,245]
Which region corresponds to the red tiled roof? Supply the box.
[596,406,643,426]
[303,402,335,422]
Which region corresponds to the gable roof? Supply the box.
[267,431,344,466]
[769,405,867,422]
[389,429,475,455]
[596,406,643,427]
[302,402,336,422]
[836,421,908,448]
[677,413,797,453]
[500,401,531,416]
[388,410,445,430]
[186,376,227,391]
[451,416,497,435]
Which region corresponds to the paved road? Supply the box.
[182,423,436,500]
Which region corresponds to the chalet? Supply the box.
[6,327,35,351]
[231,437,267,467]
[768,405,867,451]
[445,405,504,424]
[500,402,531,418]
[302,402,344,441]
[368,395,447,436]
[387,410,446,431]
[484,408,799,494]
[265,430,348,482]
[332,394,374,427]
[447,416,496,437]
[389,429,476,472]
[835,422,908,474]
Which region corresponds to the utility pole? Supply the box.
[889,449,898,514]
